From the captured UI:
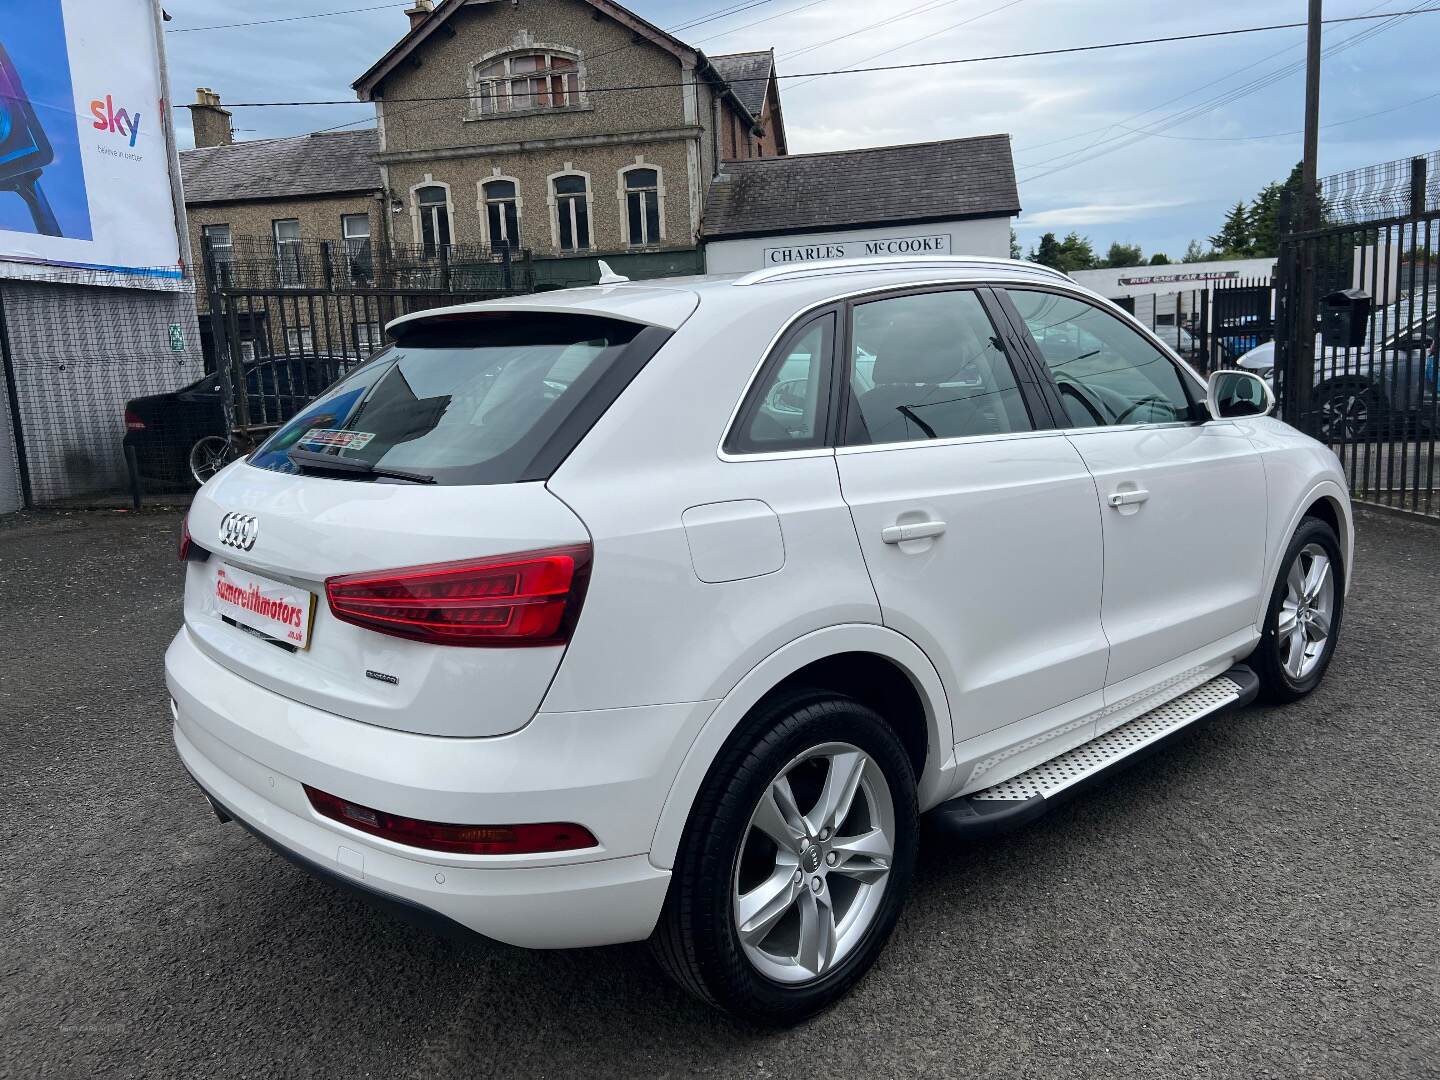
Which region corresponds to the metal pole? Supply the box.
[1293,0,1323,429]
[149,0,192,271]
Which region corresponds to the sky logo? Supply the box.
[90,95,141,148]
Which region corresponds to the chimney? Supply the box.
[405,0,433,30]
[191,87,233,148]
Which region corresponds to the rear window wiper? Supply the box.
[287,447,436,484]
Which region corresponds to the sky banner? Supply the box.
[0,0,182,284]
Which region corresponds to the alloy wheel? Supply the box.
[731,741,896,985]
[189,436,233,485]
[1277,542,1336,680]
[1317,385,1372,442]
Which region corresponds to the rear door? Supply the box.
[833,286,1109,747]
[999,287,1269,698]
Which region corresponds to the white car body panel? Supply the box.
[165,258,1354,949]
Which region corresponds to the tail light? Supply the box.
[303,785,597,855]
[124,409,145,431]
[178,513,209,563]
[325,544,591,647]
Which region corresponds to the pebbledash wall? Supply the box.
[704,216,1012,274]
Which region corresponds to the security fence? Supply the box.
[1115,275,1275,376]
[1274,152,1439,516]
[0,269,206,511]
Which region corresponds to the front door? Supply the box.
[1000,288,1269,697]
[834,287,1110,749]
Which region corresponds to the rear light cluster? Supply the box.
[124,409,145,432]
[178,513,209,563]
[303,785,598,855]
[324,544,591,647]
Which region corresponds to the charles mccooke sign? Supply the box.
[763,234,952,266]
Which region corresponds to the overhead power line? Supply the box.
[167,2,409,33]
[1108,88,1440,142]
[1018,4,1422,182]
[181,7,1440,109]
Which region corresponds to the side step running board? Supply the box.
[930,664,1260,839]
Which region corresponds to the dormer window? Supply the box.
[473,51,582,115]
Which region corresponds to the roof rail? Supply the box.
[731,255,1071,288]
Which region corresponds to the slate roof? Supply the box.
[179,130,381,205]
[703,134,1019,239]
[709,50,773,119]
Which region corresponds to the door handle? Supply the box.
[881,520,947,544]
[1108,488,1150,508]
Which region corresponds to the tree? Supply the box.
[1010,227,1021,260]
[1209,201,1254,258]
[1029,230,1098,273]
[1249,162,1303,257]
[1029,231,1064,269]
[1182,239,1211,263]
[1148,252,1171,265]
[1102,241,1144,268]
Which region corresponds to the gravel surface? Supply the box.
[2,506,1437,1079]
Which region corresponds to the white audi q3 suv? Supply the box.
[169,256,1352,1022]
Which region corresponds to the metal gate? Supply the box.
[1274,151,1439,516]
[204,239,534,464]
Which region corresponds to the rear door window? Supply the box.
[250,312,654,484]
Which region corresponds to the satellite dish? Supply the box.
[596,260,629,285]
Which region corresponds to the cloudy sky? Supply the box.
[163,0,1440,260]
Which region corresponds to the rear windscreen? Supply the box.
[249,312,651,485]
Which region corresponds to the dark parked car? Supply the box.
[124,353,360,486]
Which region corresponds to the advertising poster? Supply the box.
[0,0,182,283]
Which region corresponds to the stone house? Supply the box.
[352,0,786,282]
[179,0,787,298]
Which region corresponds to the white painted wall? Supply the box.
[704,216,1012,273]
[1069,257,1277,300]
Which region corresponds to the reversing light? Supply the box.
[324,544,591,647]
[303,785,598,855]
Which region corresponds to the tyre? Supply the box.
[651,690,918,1024]
[188,435,234,486]
[1313,378,1382,443]
[1250,517,1344,704]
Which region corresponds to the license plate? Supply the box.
[213,562,316,649]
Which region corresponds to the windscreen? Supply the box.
[250,312,646,485]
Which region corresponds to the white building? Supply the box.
[703,135,1019,273]
[1069,258,1277,327]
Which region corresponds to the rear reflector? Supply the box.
[303,785,598,855]
[324,544,591,647]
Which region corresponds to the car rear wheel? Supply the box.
[189,436,234,486]
[1250,517,1344,703]
[651,690,917,1024]
[1314,378,1381,442]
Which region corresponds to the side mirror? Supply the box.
[1207,369,1273,420]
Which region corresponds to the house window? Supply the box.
[354,321,383,354]
[342,213,372,280]
[273,218,301,287]
[474,51,581,115]
[622,168,661,246]
[284,326,314,353]
[415,185,451,258]
[202,223,233,269]
[482,179,521,250]
[553,174,590,251]
[239,339,257,363]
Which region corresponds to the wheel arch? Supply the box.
[648,624,954,871]
[1259,479,1354,627]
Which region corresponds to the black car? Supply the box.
[123,353,360,487]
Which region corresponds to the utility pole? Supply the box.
[1293,0,1323,427]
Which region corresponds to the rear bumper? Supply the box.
[166,627,708,948]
